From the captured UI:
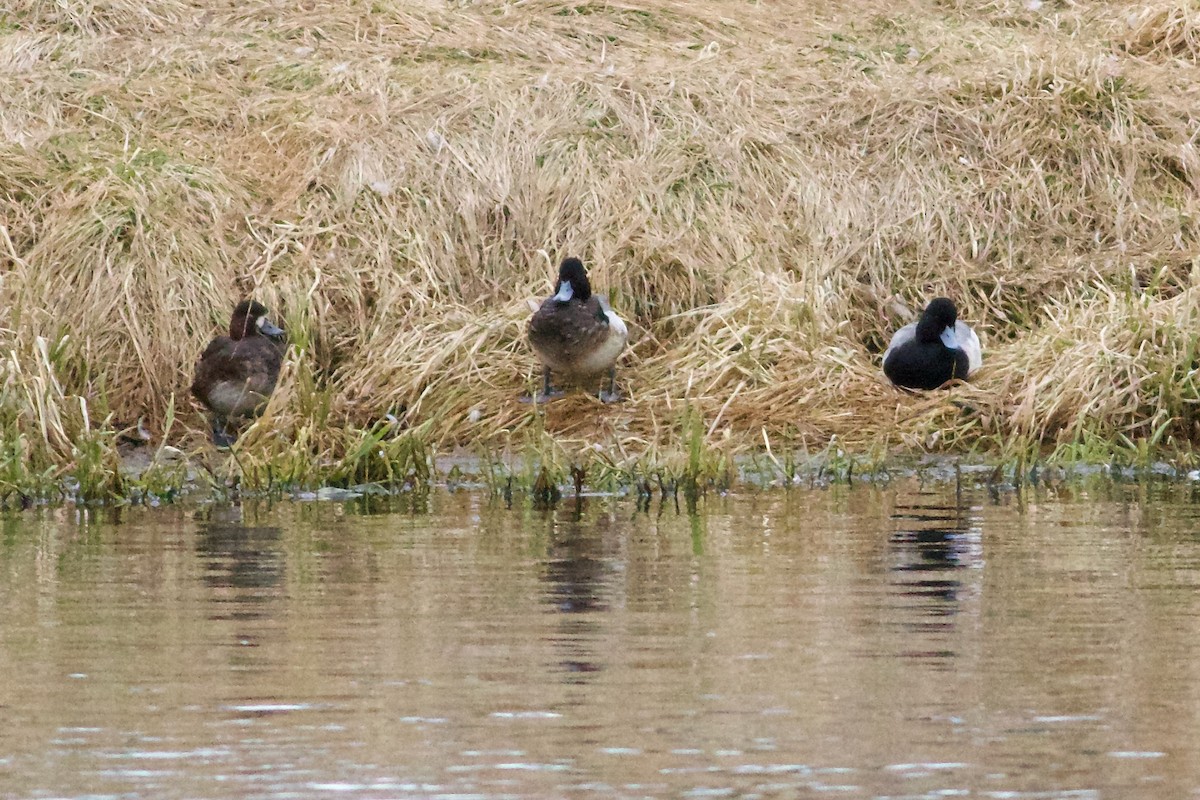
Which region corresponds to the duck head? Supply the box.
[552,257,592,304]
[915,297,961,349]
[230,300,285,342]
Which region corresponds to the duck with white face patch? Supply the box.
[526,257,628,403]
[882,297,982,390]
[191,300,287,447]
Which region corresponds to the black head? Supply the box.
[229,300,285,342]
[915,297,958,344]
[552,257,592,303]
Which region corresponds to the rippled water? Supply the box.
[3,482,1200,798]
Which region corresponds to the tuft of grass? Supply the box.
[0,335,135,506]
[325,419,434,490]
[1123,3,1200,62]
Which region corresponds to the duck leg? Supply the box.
[599,367,622,404]
[210,415,237,448]
[521,367,564,404]
[537,367,567,403]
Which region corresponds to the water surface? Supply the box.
[2,483,1199,798]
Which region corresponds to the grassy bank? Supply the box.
[3,0,1200,504]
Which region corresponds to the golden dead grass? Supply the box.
[3,0,1200,475]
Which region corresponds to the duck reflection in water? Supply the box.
[196,507,284,623]
[887,495,983,662]
[540,502,614,681]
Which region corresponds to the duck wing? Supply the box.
[881,322,917,363]
[192,337,283,401]
[192,336,241,400]
[528,297,613,360]
[956,321,983,373]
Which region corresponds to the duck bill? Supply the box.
[553,281,574,303]
[940,326,959,350]
[259,318,285,340]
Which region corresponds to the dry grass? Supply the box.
[3,0,1200,493]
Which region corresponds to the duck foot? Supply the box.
[520,388,565,404]
[522,367,564,404]
[598,368,622,404]
[210,419,237,449]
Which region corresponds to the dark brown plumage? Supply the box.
[191,300,286,446]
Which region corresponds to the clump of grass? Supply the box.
[0,336,131,505]
[982,282,1200,446]
[675,406,734,506]
[1123,3,1200,62]
[325,419,434,490]
[477,413,574,507]
[128,396,192,503]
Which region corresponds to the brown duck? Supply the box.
[191,300,286,446]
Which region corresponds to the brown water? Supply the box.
[2,483,1200,799]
